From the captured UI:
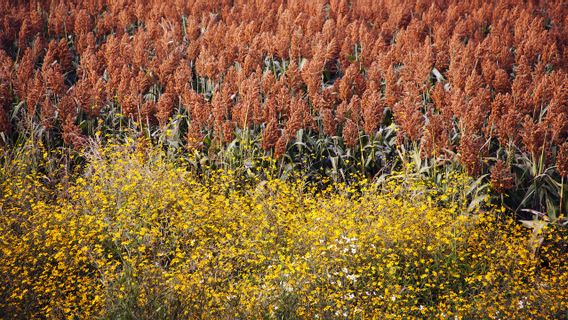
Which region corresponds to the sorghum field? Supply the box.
[0,0,567,319]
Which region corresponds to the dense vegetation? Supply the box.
[0,0,567,215]
[0,0,567,318]
[1,141,566,318]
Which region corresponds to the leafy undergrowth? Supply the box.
[1,142,567,319]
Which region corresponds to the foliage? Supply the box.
[1,142,566,319]
[0,0,567,214]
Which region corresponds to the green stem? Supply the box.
[359,130,365,176]
[561,176,565,216]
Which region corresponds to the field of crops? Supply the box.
[1,0,567,318]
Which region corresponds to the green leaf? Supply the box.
[519,219,547,231]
